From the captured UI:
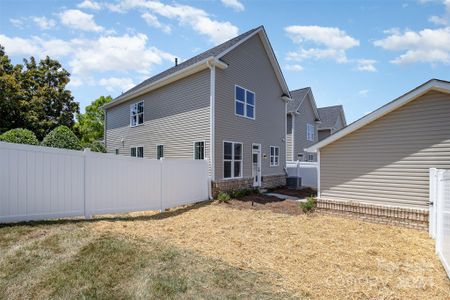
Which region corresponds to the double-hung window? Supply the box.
[270,146,279,166]
[131,146,144,158]
[235,86,255,119]
[194,141,205,160]
[156,145,164,160]
[307,123,315,141]
[223,141,242,179]
[130,101,144,126]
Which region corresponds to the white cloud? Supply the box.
[284,64,304,72]
[356,59,377,72]
[221,0,245,12]
[99,77,135,92]
[59,9,104,32]
[285,25,359,63]
[428,0,450,25]
[141,12,171,33]
[32,16,56,30]
[10,18,24,28]
[358,89,369,97]
[107,0,239,44]
[77,0,101,10]
[374,27,450,64]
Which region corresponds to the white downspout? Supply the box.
[291,113,295,162]
[207,61,216,182]
[317,149,321,198]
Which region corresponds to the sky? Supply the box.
[0,0,449,123]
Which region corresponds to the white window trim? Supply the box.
[234,85,256,120]
[306,154,314,162]
[270,146,280,167]
[130,100,144,127]
[223,140,243,179]
[130,145,144,158]
[156,144,164,160]
[193,141,206,160]
[307,123,315,141]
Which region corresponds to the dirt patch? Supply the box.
[269,187,317,198]
[219,194,305,216]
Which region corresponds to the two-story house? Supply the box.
[286,87,321,162]
[317,105,347,141]
[103,26,291,193]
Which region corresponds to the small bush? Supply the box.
[42,125,82,150]
[0,128,39,145]
[84,140,106,153]
[229,188,257,199]
[299,196,316,213]
[217,192,231,202]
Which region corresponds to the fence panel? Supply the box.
[434,169,450,278]
[0,142,210,223]
[0,142,84,223]
[286,161,318,188]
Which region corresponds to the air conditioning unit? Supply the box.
[286,176,302,189]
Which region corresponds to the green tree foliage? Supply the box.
[85,140,107,153]
[0,128,39,145]
[75,95,112,145]
[0,45,79,140]
[41,125,82,150]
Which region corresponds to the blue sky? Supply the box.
[1,0,449,123]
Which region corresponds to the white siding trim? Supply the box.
[317,150,321,198]
[209,63,216,180]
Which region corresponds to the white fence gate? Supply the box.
[286,161,318,189]
[429,168,450,278]
[0,142,210,223]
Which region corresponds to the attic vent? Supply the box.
[175,58,178,66]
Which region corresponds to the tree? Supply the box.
[74,95,112,145]
[0,128,39,145]
[41,125,82,150]
[0,45,79,139]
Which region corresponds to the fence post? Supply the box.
[160,159,164,212]
[429,168,437,238]
[83,148,91,219]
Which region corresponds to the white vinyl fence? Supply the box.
[429,168,450,278]
[0,141,210,223]
[286,161,318,189]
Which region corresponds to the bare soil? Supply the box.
[269,187,317,198]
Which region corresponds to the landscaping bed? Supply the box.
[269,186,317,198]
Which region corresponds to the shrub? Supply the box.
[42,125,82,150]
[0,128,39,145]
[84,140,106,153]
[217,192,231,202]
[229,188,257,199]
[299,196,316,213]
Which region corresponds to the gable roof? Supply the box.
[288,87,320,120]
[317,105,346,129]
[103,26,291,109]
[305,79,450,152]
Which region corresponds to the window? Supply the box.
[306,154,314,162]
[131,146,144,158]
[156,145,164,160]
[235,86,255,119]
[194,141,205,160]
[223,141,242,179]
[270,146,280,166]
[130,101,144,126]
[307,123,315,141]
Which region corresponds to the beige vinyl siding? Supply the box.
[320,90,450,209]
[105,69,211,168]
[214,34,286,181]
[293,96,318,161]
[286,114,293,161]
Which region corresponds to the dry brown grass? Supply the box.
[89,202,450,299]
[1,201,449,299]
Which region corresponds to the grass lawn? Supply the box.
[1,202,449,299]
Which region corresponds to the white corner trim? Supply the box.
[317,150,321,198]
[208,62,216,181]
[305,79,450,152]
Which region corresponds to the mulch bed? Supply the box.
[269,187,317,198]
[219,193,305,215]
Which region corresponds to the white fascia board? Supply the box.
[305,79,450,152]
[102,57,227,110]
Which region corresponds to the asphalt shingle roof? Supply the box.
[287,87,310,113]
[112,26,262,103]
[317,105,345,129]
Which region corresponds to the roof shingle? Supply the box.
[317,105,345,129]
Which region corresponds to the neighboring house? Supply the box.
[103,26,292,193]
[305,79,450,229]
[317,105,347,141]
[286,87,321,162]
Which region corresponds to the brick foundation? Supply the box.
[317,198,429,230]
[212,175,286,197]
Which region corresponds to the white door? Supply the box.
[252,144,261,187]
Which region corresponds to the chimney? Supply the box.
[175,58,178,66]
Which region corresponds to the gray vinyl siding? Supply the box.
[318,129,331,141]
[286,114,293,161]
[105,69,211,168]
[214,34,286,181]
[320,90,450,209]
[293,96,318,161]
[334,114,345,131]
